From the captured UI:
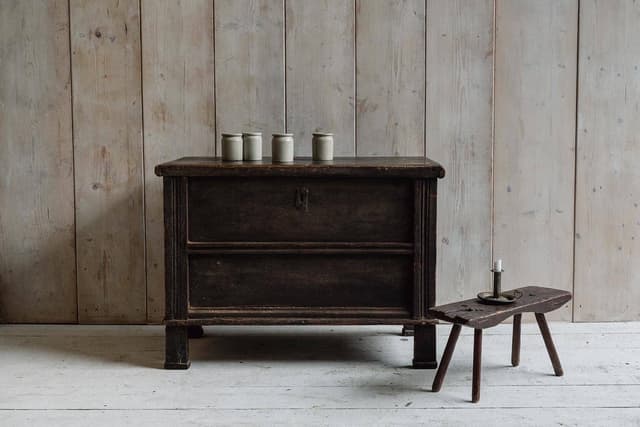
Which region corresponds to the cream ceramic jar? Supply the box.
[312,132,334,161]
[221,133,243,161]
[272,133,294,163]
[242,132,262,161]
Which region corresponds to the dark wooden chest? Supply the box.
[155,157,445,369]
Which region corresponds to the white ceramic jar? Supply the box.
[221,133,243,161]
[242,132,262,161]
[312,132,334,161]
[272,133,294,163]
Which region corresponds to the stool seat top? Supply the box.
[428,286,572,329]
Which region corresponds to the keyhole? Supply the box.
[295,187,309,211]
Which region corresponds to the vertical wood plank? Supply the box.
[355,0,424,156]
[0,0,77,322]
[215,0,284,154]
[71,0,146,323]
[575,0,640,321]
[493,0,578,320]
[142,0,215,323]
[286,0,355,155]
[426,0,494,304]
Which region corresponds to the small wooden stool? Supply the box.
[428,286,571,403]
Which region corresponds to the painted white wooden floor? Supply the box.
[1,322,639,426]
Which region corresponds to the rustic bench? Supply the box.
[427,286,572,402]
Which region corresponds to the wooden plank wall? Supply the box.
[0,0,638,323]
[356,0,425,157]
[215,0,285,155]
[141,0,216,323]
[426,0,494,305]
[575,0,640,321]
[286,0,355,156]
[70,0,146,323]
[0,0,77,322]
[493,0,578,320]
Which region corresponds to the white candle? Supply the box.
[493,259,503,272]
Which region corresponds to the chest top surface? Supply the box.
[155,157,445,178]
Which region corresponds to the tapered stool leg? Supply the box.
[432,324,461,392]
[472,329,482,403]
[535,313,563,376]
[512,314,522,367]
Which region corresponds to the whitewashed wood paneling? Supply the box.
[2,0,639,323]
[71,0,146,323]
[215,0,284,154]
[493,0,578,320]
[141,0,216,323]
[426,0,494,305]
[286,0,355,155]
[355,0,424,156]
[575,0,640,321]
[0,0,77,322]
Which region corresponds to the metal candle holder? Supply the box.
[477,260,521,305]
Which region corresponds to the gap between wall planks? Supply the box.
[70,0,146,323]
[575,0,640,321]
[141,0,216,323]
[493,0,578,321]
[1,0,637,323]
[0,0,77,323]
